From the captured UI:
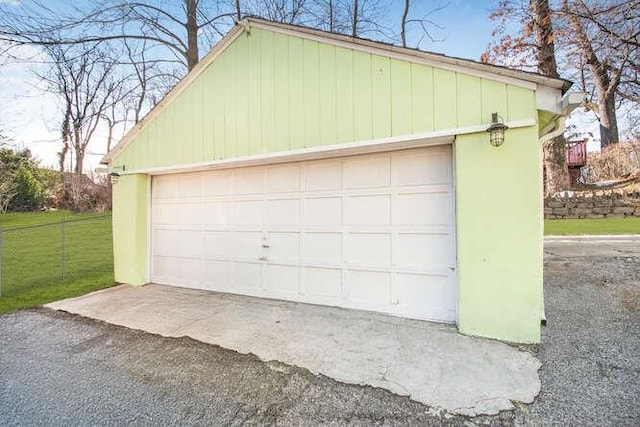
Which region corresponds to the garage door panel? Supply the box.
[392,273,456,322]
[267,164,301,193]
[392,151,452,186]
[153,203,180,226]
[233,200,263,225]
[267,199,299,225]
[301,232,342,265]
[265,265,299,295]
[154,229,202,258]
[203,260,232,289]
[268,232,299,263]
[344,270,389,304]
[230,231,263,260]
[180,174,203,197]
[152,145,456,323]
[302,197,342,226]
[345,156,390,189]
[232,262,262,290]
[393,193,453,226]
[395,233,453,269]
[304,161,342,191]
[203,171,233,196]
[203,201,233,225]
[153,175,181,199]
[203,231,231,259]
[345,233,391,267]
[235,168,264,194]
[154,256,202,287]
[302,267,341,298]
[180,203,204,226]
[345,195,390,225]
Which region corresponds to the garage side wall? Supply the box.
[112,174,148,286]
[455,126,543,343]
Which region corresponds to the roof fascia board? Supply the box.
[102,23,247,165]
[116,118,535,176]
[247,19,566,92]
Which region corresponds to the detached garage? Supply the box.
[103,18,575,344]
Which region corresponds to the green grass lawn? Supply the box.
[1,211,114,314]
[545,217,640,235]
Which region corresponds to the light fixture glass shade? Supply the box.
[487,113,508,147]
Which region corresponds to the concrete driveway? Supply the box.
[1,237,638,425]
[44,284,539,417]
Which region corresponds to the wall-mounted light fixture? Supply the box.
[486,113,508,147]
[108,165,125,183]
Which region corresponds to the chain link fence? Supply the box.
[0,215,113,298]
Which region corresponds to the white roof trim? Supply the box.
[114,118,536,176]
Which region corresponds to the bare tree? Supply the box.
[40,45,122,174]
[560,0,638,148]
[400,0,447,48]
[484,0,640,150]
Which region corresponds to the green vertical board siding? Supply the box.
[335,47,354,143]
[455,126,543,343]
[508,85,536,122]
[456,74,482,127]
[288,36,305,150]
[371,55,391,139]
[410,63,434,133]
[352,50,373,142]
[434,68,457,129]
[303,39,320,147]
[391,59,411,135]
[481,79,508,123]
[112,174,147,286]
[112,27,537,172]
[273,32,290,152]
[318,43,337,145]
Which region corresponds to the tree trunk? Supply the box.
[598,84,619,149]
[563,0,620,149]
[328,0,335,32]
[351,0,358,37]
[235,0,241,21]
[532,0,569,192]
[185,0,199,71]
[544,134,571,194]
[530,0,559,78]
[73,124,83,175]
[401,0,410,47]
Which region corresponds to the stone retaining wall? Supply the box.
[544,190,640,219]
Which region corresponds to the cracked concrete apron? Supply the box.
[46,284,540,416]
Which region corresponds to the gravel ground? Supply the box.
[525,255,640,426]
[1,252,638,426]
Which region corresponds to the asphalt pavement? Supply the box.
[1,239,638,426]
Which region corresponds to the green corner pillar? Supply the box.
[112,174,148,286]
[455,126,543,343]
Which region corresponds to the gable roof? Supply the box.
[102,17,571,165]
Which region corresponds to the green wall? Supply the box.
[112,27,535,172]
[455,126,543,343]
[112,174,148,286]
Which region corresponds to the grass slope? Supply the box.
[544,217,640,235]
[1,211,114,314]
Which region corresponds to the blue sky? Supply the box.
[0,0,506,169]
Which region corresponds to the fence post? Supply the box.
[61,218,66,284]
[0,229,3,298]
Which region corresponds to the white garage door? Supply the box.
[151,145,456,322]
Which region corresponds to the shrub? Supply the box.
[585,140,640,182]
